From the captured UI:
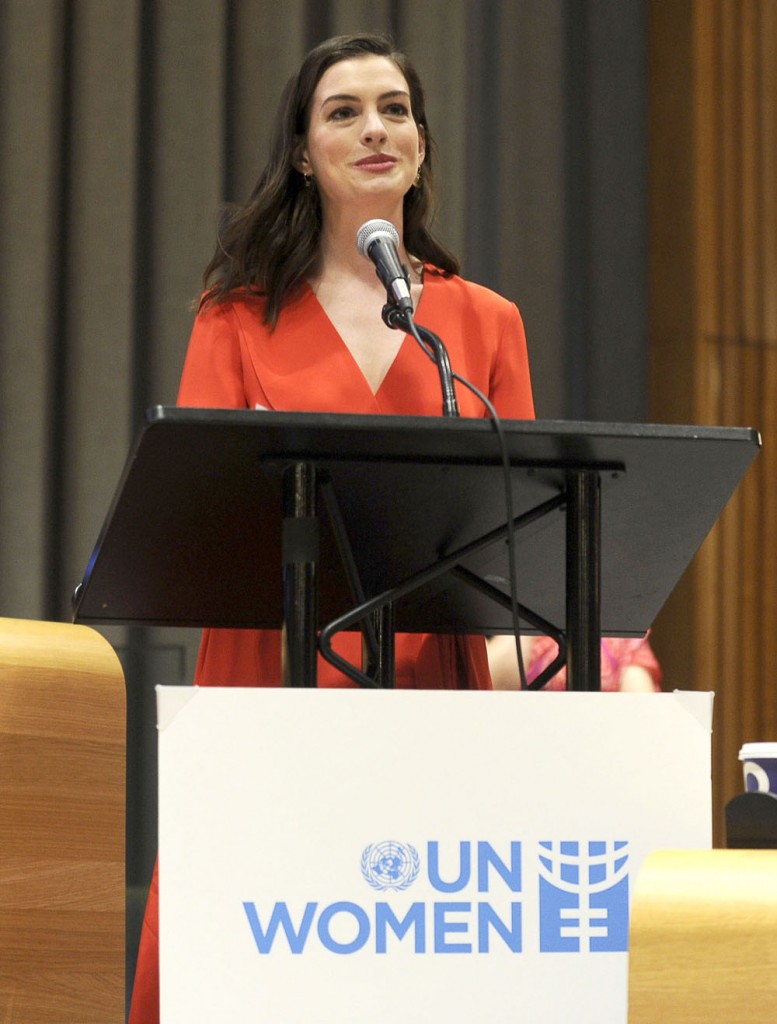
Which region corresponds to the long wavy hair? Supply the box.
[200,33,460,328]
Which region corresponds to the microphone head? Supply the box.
[356,219,400,258]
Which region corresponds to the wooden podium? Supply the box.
[0,618,126,1023]
[628,849,777,1022]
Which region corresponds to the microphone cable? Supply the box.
[385,306,528,689]
[355,218,529,688]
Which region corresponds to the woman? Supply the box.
[129,32,534,1022]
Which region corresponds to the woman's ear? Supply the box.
[293,137,311,175]
[417,124,426,166]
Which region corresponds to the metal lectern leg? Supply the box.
[282,462,318,687]
[566,470,602,691]
[363,603,396,688]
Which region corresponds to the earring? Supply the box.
[413,164,423,188]
[303,171,313,189]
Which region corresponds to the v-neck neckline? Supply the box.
[302,269,428,399]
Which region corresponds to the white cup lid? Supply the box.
[739,742,777,760]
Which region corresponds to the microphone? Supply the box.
[356,219,413,315]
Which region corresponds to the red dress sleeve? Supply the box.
[177,299,254,409]
[489,301,535,419]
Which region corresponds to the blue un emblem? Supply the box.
[361,841,420,891]
[538,841,629,953]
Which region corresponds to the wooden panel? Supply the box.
[693,0,777,843]
[628,849,777,1022]
[649,0,777,843]
[0,618,125,1023]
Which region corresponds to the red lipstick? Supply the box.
[355,153,397,172]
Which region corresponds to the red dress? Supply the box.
[128,268,535,1022]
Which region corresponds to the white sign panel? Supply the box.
[158,688,712,1023]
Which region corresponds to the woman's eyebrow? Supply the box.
[320,89,410,107]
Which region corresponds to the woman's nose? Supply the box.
[361,109,388,143]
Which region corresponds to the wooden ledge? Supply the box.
[0,618,126,1023]
[629,849,777,1023]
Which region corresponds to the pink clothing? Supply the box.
[527,634,662,691]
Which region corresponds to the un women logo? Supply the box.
[361,841,420,891]
[538,840,630,952]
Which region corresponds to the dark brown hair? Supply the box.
[200,32,460,327]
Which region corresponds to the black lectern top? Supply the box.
[73,408,760,637]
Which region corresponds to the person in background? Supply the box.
[129,31,534,1023]
[487,633,662,691]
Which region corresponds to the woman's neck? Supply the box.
[313,204,420,290]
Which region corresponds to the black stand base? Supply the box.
[726,792,777,849]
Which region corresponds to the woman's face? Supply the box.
[297,55,425,221]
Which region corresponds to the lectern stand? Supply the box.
[73,408,760,690]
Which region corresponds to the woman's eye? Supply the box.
[329,106,356,121]
[385,103,409,118]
